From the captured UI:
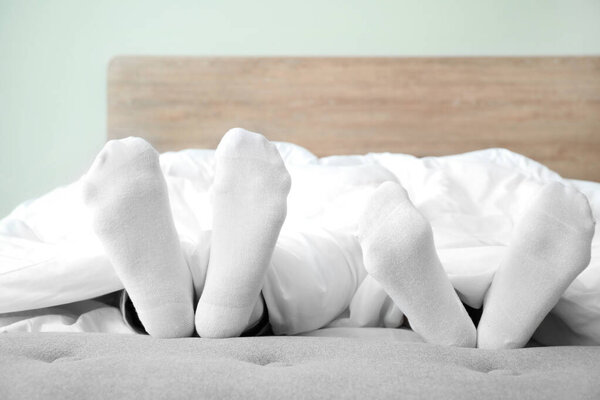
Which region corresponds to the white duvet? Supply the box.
[1,142,599,344]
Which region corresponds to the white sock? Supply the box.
[358,181,476,347]
[195,128,291,338]
[477,181,595,349]
[82,137,195,338]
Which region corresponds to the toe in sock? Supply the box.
[358,182,476,347]
[195,128,291,338]
[478,182,595,349]
[82,137,195,338]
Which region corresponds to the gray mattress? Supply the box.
[1,331,599,399]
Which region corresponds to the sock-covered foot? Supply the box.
[358,181,476,347]
[478,181,595,349]
[82,137,195,338]
[195,128,291,338]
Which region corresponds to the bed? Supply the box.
[1,56,600,399]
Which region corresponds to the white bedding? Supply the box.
[1,143,599,344]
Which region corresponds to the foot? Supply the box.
[195,128,291,338]
[358,181,476,347]
[477,181,595,349]
[82,137,195,338]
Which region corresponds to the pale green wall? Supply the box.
[1,0,599,217]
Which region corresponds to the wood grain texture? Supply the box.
[108,57,600,181]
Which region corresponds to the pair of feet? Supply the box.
[82,129,290,338]
[359,180,594,348]
[82,128,595,348]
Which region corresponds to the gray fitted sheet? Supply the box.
[1,331,599,399]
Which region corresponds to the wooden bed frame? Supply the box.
[4,56,600,400]
[107,57,600,181]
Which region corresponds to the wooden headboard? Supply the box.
[108,57,600,181]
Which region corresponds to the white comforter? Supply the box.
[1,143,599,344]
